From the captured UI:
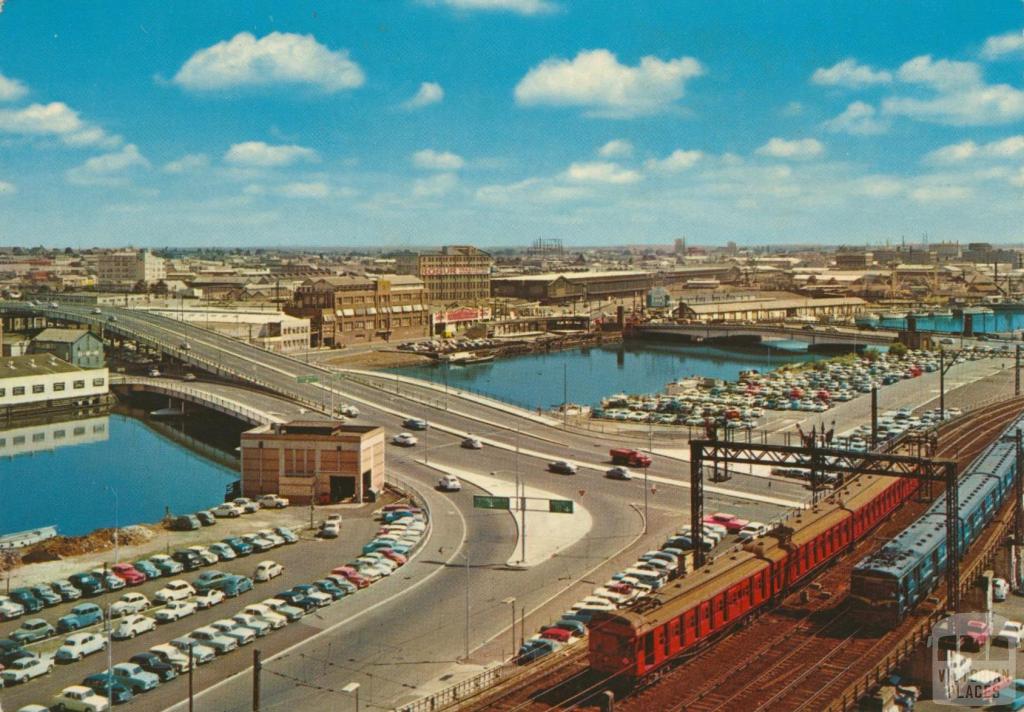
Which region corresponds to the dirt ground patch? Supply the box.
[327,349,433,369]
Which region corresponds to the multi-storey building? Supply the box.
[96,250,166,289]
[393,245,492,305]
[286,274,429,347]
[0,354,109,417]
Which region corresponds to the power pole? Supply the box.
[1016,345,1021,397]
[188,645,195,712]
[870,386,878,449]
[253,648,262,711]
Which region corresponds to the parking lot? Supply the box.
[0,498,421,711]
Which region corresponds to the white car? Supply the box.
[233,497,261,514]
[53,685,110,712]
[392,432,418,446]
[210,619,256,646]
[149,554,184,575]
[357,555,396,575]
[112,614,156,640]
[187,546,219,566]
[155,600,197,623]
[254,560,284,582]
[213,503,244,518]
[319,521,341,539]
[257,529,286,547]
[242,604,288,630]
[149,644,190,673]
[232,613,272,637]
[0,595,26,620]
[461,436,483,450]
[194,589,226,610]
[438,475,462,492]
[339,405,360,418]
[56,632,106,662]
[110,592,151,617]
[737,522,769,541]
[997,620,1024,648]
[2,654,54,683]
[155,579,195,603]
[257,494,290,509]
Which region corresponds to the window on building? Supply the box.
[92,378,105,387]
[0,388,4,397]
[73,380,85,389]
[53,382,66,392]
[32,384,45,394]
[13,386,25,396]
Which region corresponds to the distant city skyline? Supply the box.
[0,2,1022,248]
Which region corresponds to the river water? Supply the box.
[0,412,239,537]
[393,342,828,410]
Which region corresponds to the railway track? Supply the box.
[460,397,1024,712]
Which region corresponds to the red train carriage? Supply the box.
[589,473,919,681]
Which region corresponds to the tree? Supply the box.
[888,342,908,358]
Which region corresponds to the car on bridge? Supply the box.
[392,432,418,447]
[548,460,578,475]
[402,417,428,430]
[437,475,461,492]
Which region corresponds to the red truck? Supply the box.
[610,448,652,467]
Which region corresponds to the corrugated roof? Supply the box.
[0,354,84,378]
[33,328,98,344]
[684,297,866,314]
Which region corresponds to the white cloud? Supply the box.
[598,139,633,158]
[981,29,1024,60]
[780,101,804,117]
[755,137,825,160]
[645,149,703,172]
[402,81,444,110]
[0,102,120,148]
[475,177,589,204]
[925,135,1024,163]
[883,84,1024,126]
[163,153,209,173]
[66,144,149,186]
[896,55,981,91]
[909,185,972,203]
[278,181,331,199]
[851,175,905,198]
[413,172,458,197]
[514,49,704,117]
[412,149,465,171]
[224,141,319,167]
[173,32,365,93]
[423,0,558,15]
[0,72,27,102]
[811,58,892,87]
[823,101,890,135]
[1011,168,1024,188]
[0,180,15,195]
[563,161,641,184]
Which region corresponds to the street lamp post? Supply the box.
[502,597,517,659]
[105,485,119,564]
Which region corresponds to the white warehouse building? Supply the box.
[0,354,109,414]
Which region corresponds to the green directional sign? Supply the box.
[549,499,574,514]
[473,495,510,510]
[296,375,319,384]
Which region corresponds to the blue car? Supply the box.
[516,638,557,664]
[223,537,254,556]
[82,673,135,704]
[133,560,162,580]
[993,679,1024,710]
[57,603,104,633]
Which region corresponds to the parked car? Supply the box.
[241,533,275,552]
[548,460,579,475]
[187,546,219,566]
[996,620,1024,648]
[55,632,106,662]
[110,592,151,617]
[241,604,288,629]
[148,644,190,673]
[392,432,418,446]
[994,577,1010,602]
[223,536,254,556]
[57,603,104,633]
[154,580,195,604]
[129,652,178,682]
[254,560,284,582]
[232,612,273,637]
[81,673,134,705]
[274,589,320,613]
[209,619,255,646]
[155,600,197,623]
[0,595,26,621]
[52,685,111,712]
[737,522,769,541]
[194,589,227,610]
[112,614,156,641]
[171,514,201,531]
[517,637,558,664]
[258,494,290,509]
[213,503,244,518]
[111,563,147,586]
[194,570,253,597]
[313,579,347,600]
[319,521,341,539]
[189,626,238,655]
[0,638,29,669]
[233,497,261,513]
[29,584,62,607]
[111,662,160,693]
[168,637,215,664]
[68,573,105,596]
[149,554,184,576]
[195,510,216,526]
[274,526,299,544]
[11,618,56,644]
[171,549,205,571]
[208,542,237,561]
[50,579,83,602]
[291,584,333,607]
[257,529,286,547]
[438,475,462,492]
[1,653,54,684]
[131,560,162,580]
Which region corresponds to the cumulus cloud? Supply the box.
[645,149,703,172]
[163,153,209,173]
[475,177,589,204]
[563,161,641,184]
[402,81,444,110]
[925,135,1024,163]
[422,0,558,14]
[0,180,15,195]
[224,141,319,167]
[65,144,149,185]
[0,72,27,102]
[909,184,972,203]
[278,181,331,199]
[412,149,465,171]
[896,55,982,91]
[851,175,905,198]
[173,32,365,93]
[981,29,1024,60]
[598,139,633,158]
[755,137,825,160]
[514,49,704,117]
[0,102,120,148]
[811,58,892,87]
[823,101,890,135]
[413,172,458,197]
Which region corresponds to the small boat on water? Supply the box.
[929,308,953,318]
[961,306,995,315]
[879,310,908,320]
[0,526,58,550]
[443,351,496,365]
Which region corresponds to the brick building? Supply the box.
[393,245,492,304]
[286,274,429,347]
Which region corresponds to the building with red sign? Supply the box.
[393,245,492,305]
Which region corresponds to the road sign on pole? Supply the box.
[473,495,511,510]
[296,375,319,384]
[548,499,574,514]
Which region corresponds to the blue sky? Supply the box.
[0,0,1022,249]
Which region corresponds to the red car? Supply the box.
[111,563,146,586]
[377,549,407,566]
[705,512,750,533]
[540,627,572,643]
[331,566,370,589]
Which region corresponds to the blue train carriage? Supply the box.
[850,429,1019,628]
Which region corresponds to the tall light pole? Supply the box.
[502,597,517,659]
[105,485,119,563]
